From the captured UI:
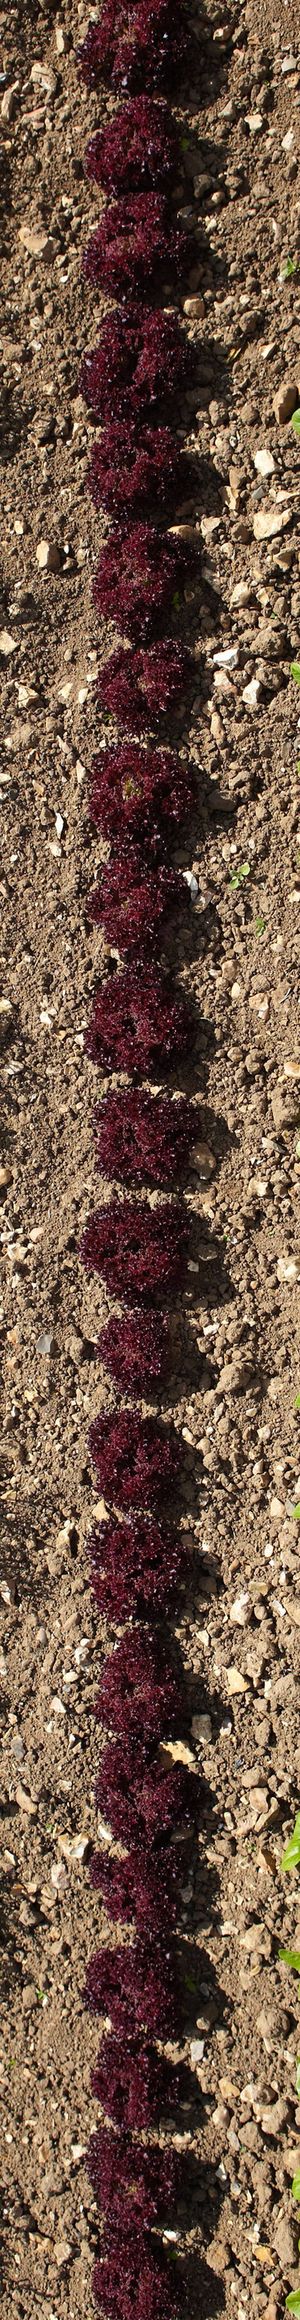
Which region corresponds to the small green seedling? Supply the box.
[255,915,265,935]
[292,411,300,436]
[292,2177,300,2202]
[279,1946,300,1974]
[229,861,250,890]
[291,664,300,687]
[281,1815,300,1874]
[292,1503,300,1522]
[296,2061,300,2097]
[281,256,298,281]
[286,2297,300,2316]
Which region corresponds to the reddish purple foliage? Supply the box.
[89,1411,183,1511]
[93,2230,181,2320]
[85,965,193,1075]
[86,2123,179,2229]
[97,1311,169,1392]
[93,521,192,642]
[88,858,185,957]
[85,99,178,194]
[87,1514,186,1621]
[80,308,190,424]
[89,745,195,846]
[84,1935,180,2034]
[94,1627,184,1744]
[95,1736,197,1847]
[91,2032,178,2129]
[89,1842,178,1931]
[78,1,185,95]
[97,640,192,730]
[83,196,186,300]
[81,1199,187,1302]
[86,424,183,518]
[93,1089,197,1189]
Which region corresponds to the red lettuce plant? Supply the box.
[84,1935,180,2034]
[93,1089,197,1188]
[91,2032,179,2129]
[86,423,183,518]
[88,857,185,956]
[95,1735,197,1846]
[86,2123,179,2227]
[81,1199,187,1301]
[94,1627,185,1744]
[85,965,193,1074]
[84,99,178,194]
[97,1311,169,1391]
[83,195,186,300]
[78,2,185,95]
[92,2231,181,2320]
[80,307,191,423]
[97,640,192,730]
[87,1513,186,1620]
[92,521,192,641]
[89,1410,183,1510]
[89,1842,178,1931]
[89,744,195,846]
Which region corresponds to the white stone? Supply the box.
[254,447,275,477]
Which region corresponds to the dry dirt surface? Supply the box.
[1,0,300,2317]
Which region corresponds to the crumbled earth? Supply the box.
[1,0,300,2316]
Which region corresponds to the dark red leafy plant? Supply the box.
[97,1310,169,1391]
[95,1735,197,1847]
[78,1,185,95]
[94,1627,184,1743]
[93,2230,181,2320]
[86,2123,179,2228]
[89,1842,178,1931]
[78,0,199,2304]
[81,1198,187,1301]
[93,1088,197,1188]
[80,307,191,423]
[84,1935,180,2035]
[89,744,195,845]
[85,964,193,1074]
[91,2032,178,2129]
[83,195,186,300]
[88,857,185,957]
[89,1410,183,1510]
[85,99,178,194]
[87,1513,186,1620]
[97,640,192,730]
[86,423,183,518]
[93,521,192,641]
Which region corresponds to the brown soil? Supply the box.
[1,1,300,2317]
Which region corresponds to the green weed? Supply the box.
[281,256,298,281]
